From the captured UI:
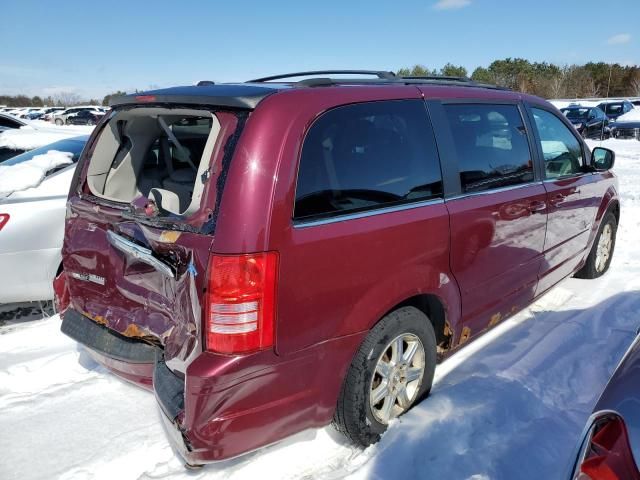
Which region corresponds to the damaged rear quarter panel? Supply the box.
[63,198,213,370]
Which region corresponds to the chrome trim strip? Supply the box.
[106,230,174,278]
[446,181,544,201]
[293,198,445,229]
[542,175,589,184]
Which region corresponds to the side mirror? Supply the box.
[591,147,615,171]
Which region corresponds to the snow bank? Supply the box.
[0,150,73,197]
[0,124,93,151]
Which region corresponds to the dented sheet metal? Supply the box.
[63,199,213,372]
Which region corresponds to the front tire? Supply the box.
[575,211,617,279]
[55,118,63,126]
[333,306,437,446]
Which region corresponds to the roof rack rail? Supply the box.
[400,75,472,83]
[400,75,510,91]
[247,70,397,83]
[244,71,508,91]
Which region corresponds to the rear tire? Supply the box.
[55,118,63,126]
[333,306,437,446]
[575,211,617,279]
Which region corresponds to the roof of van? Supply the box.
[109,73,522,110]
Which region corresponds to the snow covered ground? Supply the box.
[1,139,639,480]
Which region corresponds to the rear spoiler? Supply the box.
[109,84,281,109]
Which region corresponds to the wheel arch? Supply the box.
[595,186,620,225]
[382,293,454,358]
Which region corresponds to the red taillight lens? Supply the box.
[0,214,9,231]
[53,270,70,315]
[579,416,640,480]
[205,252,278,354]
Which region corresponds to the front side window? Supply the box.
[531,108,584,179]
[294,100,443,221]
[444,104,533,193]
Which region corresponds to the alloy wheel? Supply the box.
[369,333,425,424]
[595,224,613,272]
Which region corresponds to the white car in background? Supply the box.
[52,106,105,125]
[0,136,88,304]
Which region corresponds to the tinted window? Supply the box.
[561,108,589,120]
[601,103,623,116]
[294,100,442,220]
[444,104,533,193]
[531,108,584,179]
[0,116,22,128]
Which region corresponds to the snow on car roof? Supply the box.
[0,124,93,151]
[0,149,73,197]
[615,108,640,123]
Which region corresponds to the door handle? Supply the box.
[528,200,546,213]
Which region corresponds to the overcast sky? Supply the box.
[1,0,638,99]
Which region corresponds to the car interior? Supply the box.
[86,107,220,216]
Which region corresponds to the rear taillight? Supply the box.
[205,252,278,354]
[578,415,640,480]
[53,270,70,315]
[0,214,9,231]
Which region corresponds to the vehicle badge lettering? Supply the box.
[70,272,105,286]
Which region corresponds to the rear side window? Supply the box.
[294,100,442,221]
[444,104,534,193]
[531,108,584,179]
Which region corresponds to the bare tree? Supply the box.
[547,67,569,98]
[583,77,600,98]
[53,91,82,106]
[631,75,640,96]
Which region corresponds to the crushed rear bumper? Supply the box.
[61,308,365,464]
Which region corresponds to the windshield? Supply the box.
[2,137,87,167]
[561,108,589,120]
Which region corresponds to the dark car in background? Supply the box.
[569,334,640,479]
[0,113,28,133]
[561,106,610,139]
[612,120,640,140]
[597,100,634,121]
[58,71,620,466]
[65,109,101,126]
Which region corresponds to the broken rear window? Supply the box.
[85,107,242,219]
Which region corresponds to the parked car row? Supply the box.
[0,105,109,124]
[51,106,107,125]
[557,98,639,141]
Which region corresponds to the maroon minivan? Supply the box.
[58,71,620,466]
